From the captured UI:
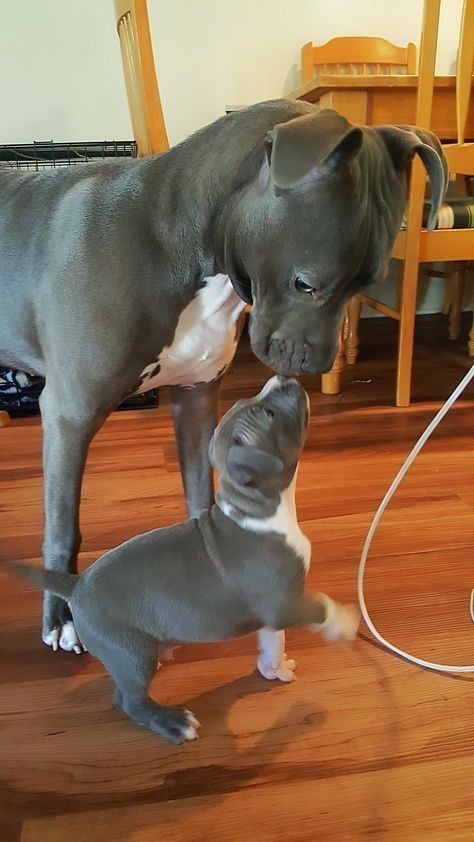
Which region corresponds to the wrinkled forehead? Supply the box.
[261,186,365,278]
[214,377,308,445]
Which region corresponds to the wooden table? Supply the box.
[289,74,473,141]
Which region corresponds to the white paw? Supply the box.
[258,653,297,682]
[182,710,201,741]
[318,603,360,642]
[43,621,82,654]
[43,627,60,651]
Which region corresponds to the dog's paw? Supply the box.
[258,652,297,682]
[43,621,83,654]
[150,707,201,744]
[318,602,360,643]
[42,594,85,654]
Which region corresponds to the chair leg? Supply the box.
[441,282,451,315]
[321,314,346,395]
[469,312,474,357]
[448,263,466,341]
[345,296,362,365]
[396,262,420,408]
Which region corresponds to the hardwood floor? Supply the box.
[1,315,473,841]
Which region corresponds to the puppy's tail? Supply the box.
[5,561,78,600]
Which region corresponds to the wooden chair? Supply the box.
[347,0,474,405]
[301,36,416,84]
[300,37,416,395]
[114,0,169,156]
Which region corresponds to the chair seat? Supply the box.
[402,196,474,230]
[426,196,474,229]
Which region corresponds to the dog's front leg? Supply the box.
[169,378,221,518]
[40,387,104,652]
[272,593,360,642]
[257,628,297,682]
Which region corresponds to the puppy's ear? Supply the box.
[227,445,284,488]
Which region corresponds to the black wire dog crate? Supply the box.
[0,139,137,170]
[0,139,159,415]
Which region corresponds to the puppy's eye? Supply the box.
[232,435,243,446]
[295,277,316,294]
[250,404,274,420]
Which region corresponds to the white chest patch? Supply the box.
[137,274,245,391]
[223,473,311,573]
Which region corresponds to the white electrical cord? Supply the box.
[357,362,474,673]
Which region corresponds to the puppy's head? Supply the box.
[209,375,309,497]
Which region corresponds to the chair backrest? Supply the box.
[412,0,441,131]
[403,0,473,245]
[301,36,416,84]
[114,0,169,156]
[456,0,474,145]
[412,0,474,176]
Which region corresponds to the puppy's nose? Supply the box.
[258,375,285,398]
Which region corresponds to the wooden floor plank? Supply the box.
[0,314,473,839]
[21,758,474,842]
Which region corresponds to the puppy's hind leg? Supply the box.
[98,630,201,745]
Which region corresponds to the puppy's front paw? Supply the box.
[258,652,297,682]
[319,602,360,642]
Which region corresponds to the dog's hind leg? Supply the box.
[98,630,200,744]
[39,384,109,652]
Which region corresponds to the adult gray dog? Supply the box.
[0,99,447,652]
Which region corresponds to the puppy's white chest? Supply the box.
[236,476,312,573]
[281,520,311,573]
[137,274,245,391]
[261,508,311,573]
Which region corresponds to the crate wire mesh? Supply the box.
[0,140,137,170]
[0,138,159,414]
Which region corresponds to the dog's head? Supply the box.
[223,108,448,374]
[209,375,309,497]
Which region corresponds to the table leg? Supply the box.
[346,296,362,364]
[321,315,346,395]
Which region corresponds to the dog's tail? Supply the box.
[5,561,78,600]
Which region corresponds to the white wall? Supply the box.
[0,0,464,145]
[0,0,470,315]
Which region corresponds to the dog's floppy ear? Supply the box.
[375,125,449,230]
[266,109,363,190]
[227,445,284,488]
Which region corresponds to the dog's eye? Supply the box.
[264,407,275,419]
[294,277,316,294]
[232,435,243,446]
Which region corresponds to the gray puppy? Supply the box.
[10,376,358,744]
